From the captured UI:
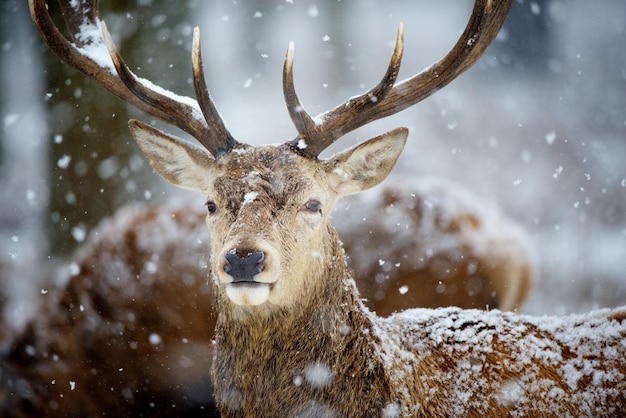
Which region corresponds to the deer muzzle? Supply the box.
[218,245,280,306]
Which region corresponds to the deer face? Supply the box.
[204,144,335,308]
[129,120,407,310]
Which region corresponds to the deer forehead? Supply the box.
[210,145,331,210]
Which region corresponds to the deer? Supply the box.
[24,0,626,416]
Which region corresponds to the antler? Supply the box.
[283,0,513,157]
[28,0,237,156]
[31,0,512,159]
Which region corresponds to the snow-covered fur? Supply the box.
[376,306,626,416]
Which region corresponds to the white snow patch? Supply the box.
[3,113,19,128]
[382,402,401,418]
[304,362,333,388]
[232,147,249,155]
[530,2,541,15]
[149,333,162,345]
[71,224,87,243]
[57,155,71,169]
[68,262,80,276]
[75,20,115,73]
[242,191,258,206]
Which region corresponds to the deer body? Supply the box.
[379,308,626,417]
[214,277,626,416]
[188,141,625,417]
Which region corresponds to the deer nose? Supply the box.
[223,251,265,282]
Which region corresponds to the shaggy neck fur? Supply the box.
[211,225,393,417]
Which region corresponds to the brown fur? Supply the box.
[194,145,625,416]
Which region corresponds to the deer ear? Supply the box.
[325,127,408,195]
[128,119,214,192]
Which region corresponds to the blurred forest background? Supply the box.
[0,0,625,327]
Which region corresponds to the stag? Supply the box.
[25,0,626,416]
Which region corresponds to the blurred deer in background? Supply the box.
[340,179,533,315]
[0,0,566,416]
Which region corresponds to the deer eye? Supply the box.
[302,199,322,214]
[205,200,218,214]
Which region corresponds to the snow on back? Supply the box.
[333,176,534,276]
[371,306,626,416]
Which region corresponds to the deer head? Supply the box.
[130,120,407,311]
[29,0,513,312]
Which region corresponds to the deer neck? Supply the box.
[211,225,391,415]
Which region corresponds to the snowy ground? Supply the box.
[1,0,625,331]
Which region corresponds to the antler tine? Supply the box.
[288,0,513,158]
[284,25,404,157]
[191,27,239,156]
[28,0,234,156]
[283,42,317,149]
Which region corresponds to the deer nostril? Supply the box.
[223,251,265,282]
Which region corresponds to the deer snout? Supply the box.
[223,250,265,282]
[217,243,281,306]
[219,246,279,306]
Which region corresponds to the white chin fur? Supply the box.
[226,283,270,306]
